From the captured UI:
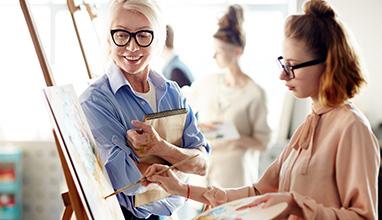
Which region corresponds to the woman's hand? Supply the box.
[142,164,186,196]
[126,120,165,158]
[236,192,301,218]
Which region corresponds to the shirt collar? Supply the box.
[312,102,334,115]
[107,62,167,94]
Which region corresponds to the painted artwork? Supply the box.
[194,195,287,220]
[44,85,124,220]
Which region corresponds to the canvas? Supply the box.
[44,84,124,220]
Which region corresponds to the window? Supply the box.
[0,0,290,141]
[0,0,88,140]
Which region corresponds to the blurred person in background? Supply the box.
[188,4,271,188]
[162,24,194,88]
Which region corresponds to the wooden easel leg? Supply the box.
[61,192,73,220]
[53,130,88,220]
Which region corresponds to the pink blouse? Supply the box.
[255,103,380,219]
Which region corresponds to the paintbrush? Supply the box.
[104,154,199,199]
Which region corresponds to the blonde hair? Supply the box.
[107,0,166,52]
[285,0,365,107]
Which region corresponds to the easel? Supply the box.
[53,131,88,220]
[19,0,88,219]
[67,0,101,79]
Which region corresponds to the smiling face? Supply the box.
[280,37,325,101]
[109,7,154,76]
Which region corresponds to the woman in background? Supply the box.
[144,0,380,219]
[189,4,271,188]
[162,24,194,87]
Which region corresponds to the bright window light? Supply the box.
[0,0,290,141]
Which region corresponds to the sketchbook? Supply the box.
[135,108,188,207]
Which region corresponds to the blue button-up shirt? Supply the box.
[79,63,210,218]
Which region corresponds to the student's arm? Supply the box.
[157,140,208,175]
[128,120,208,175]
[146,130,290,205]
[144,164,255,206]
[244,121,380,219]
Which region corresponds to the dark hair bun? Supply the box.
[214,4,245,48]
[304,0,335,19]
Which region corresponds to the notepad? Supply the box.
[135,108,188,207]
[202,121,240,141]
[144,108,187,147]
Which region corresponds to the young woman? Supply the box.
[80,0,209,219]
[188,4,271,188]
[144,0,380,219]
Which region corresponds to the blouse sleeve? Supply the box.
[254,145,293,194]
[292,121,380,219]
[248,88,271,151]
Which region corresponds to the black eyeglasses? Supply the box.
[277,56,324,79]
[110,29,154,48]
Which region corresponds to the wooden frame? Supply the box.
[53,130,88,220]
[67,0,102,79]
[19,0,55,86]
[19,0,87,219]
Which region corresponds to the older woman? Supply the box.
[80,0,209,219]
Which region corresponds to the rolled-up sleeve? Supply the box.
[81,92,142,194]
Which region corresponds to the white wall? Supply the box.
[330,0,382,127]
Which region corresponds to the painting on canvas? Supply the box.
[44,85,124,220]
